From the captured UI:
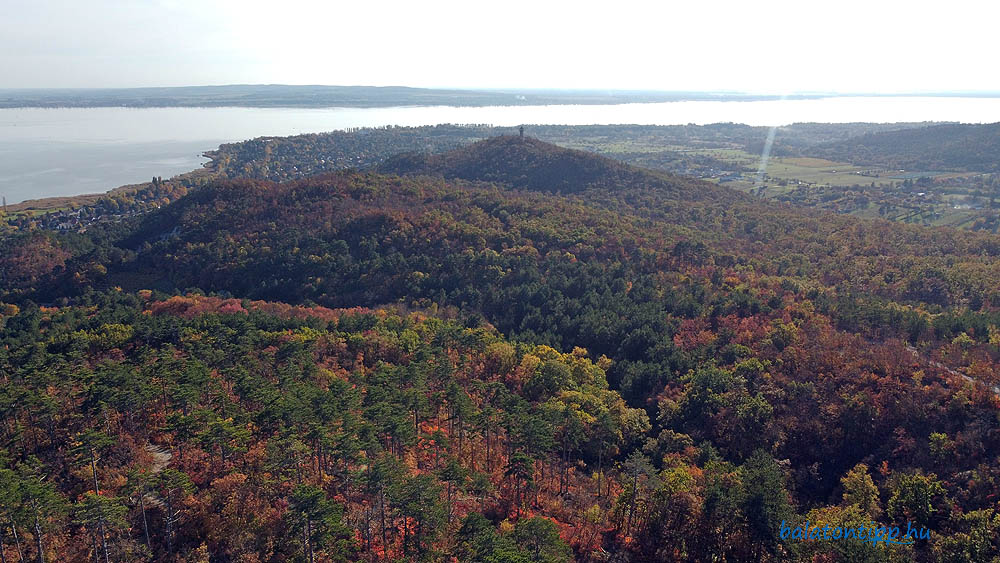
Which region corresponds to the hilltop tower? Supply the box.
[519,125,524,140]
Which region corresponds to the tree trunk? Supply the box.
[164,496,174,555]
[139,494,151,550]
[363,507,371,553]
[626,466,638,537]
[446,482,453,524]
[413,411,421,470]
[90,451,109,563]
[43,419,56,452]
[302,516,312,563]
[597,447,604,499]
[559,443,565,495]
[317,445,324,484]
[514,479,520,517]
[539,461,545,494]
[379,488,387,554]
[401,516,408,557]
[31,500,43,563]
[25,412,39,453]
[98,514,109,563]
[8,517,24,563]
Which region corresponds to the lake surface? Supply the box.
[4,96,1000,204]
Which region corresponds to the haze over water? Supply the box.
[3,96,1000,204]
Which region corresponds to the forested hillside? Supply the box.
[377,136,737,202]
[1,291,649,561]
[811,122,1000,172]
[3,138,1000,561]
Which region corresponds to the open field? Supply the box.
[683,147,999,232]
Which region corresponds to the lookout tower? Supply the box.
[519,125,524,140]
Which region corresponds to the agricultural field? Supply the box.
[680,147,999,232]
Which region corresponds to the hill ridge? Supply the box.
[378,135,738,201]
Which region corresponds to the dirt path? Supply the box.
[145,443,172,473]
[143,443,173,508]
[905,345,1000,396]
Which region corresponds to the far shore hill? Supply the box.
[0,85,812,109]
[4,84,996,109]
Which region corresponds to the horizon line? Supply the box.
[1,84,999,97]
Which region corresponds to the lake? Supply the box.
[3,96,1000,204]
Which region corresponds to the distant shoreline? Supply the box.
[0,84,833,109]
[2,85,999,110]
[5,164,216,214]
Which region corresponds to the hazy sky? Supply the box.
[2,0,997,93]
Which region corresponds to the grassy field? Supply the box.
[692,149,886,187]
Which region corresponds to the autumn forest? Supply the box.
[3,135,1000,562]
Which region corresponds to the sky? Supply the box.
[2,0,998,94]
